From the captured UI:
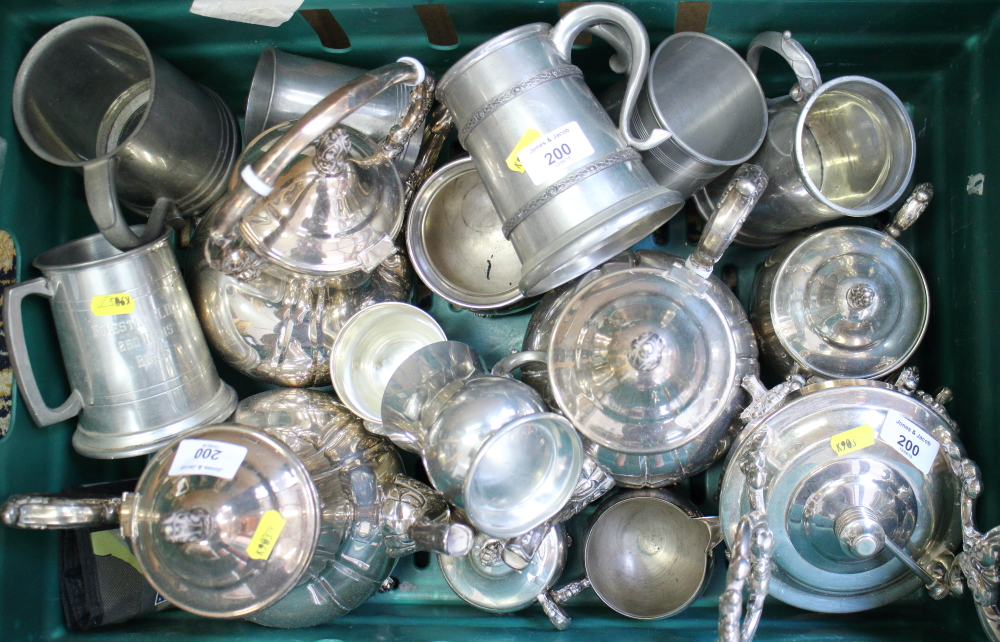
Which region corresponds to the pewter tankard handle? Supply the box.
[1,494,121,530]
[883,183,933,238]
[84,160,182,251]
[745,31,822,102]
[548,3,669,151]
[2,279,84,427]
[686,164,768,278]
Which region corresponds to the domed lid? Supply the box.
[438,525,567,612]
[549,263,739,455]
[238,125,403,277]
[130,424,321,619]
[771,226,928,379]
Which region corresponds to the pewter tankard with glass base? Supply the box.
[716,369,972,642]
[1,398,473,628]
[13,16,240,250]
[437,3,682,296]
[3,228,236,458]
[693,31,916,247]
[751,184,932,379]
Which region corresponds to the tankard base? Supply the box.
[518,188,682,297]
[70,382,238,459]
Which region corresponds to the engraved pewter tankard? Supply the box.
[439,524,576,630]
[602,31,768,197]
[520,165,765,488]
[716,368,969,642]
[13,17,240,250]
[751,184,932,380]
[378,341,583,539]
[693,31,916,248]
[436,3,683,296]
[244,46,422,177]
[545,488,723,621]
[2,390,473,628]
[188,60,433,386]
[3,228,237,458]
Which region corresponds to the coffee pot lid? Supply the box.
[438,525,567,612]
[238,124,403,277]
[549,253,740,455]
[770,226,928,379]
[130,424,321,619]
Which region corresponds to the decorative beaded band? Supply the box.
[501,148,641,239]
[457,65,583,144]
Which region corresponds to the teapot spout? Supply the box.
[380,474,474,557]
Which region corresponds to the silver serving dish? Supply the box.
[407,156,531,314]
[751,184,932,379]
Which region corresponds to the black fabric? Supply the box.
[56,479,165,631]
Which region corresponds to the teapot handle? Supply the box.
[364,70,436,166]
[883,183,933,239]
[549,3,669,151]
[211,59,428,246]
[686,164,768,279]
[404,103,455,209]
[746,31,822,102]
[719,512,773,642]
[1,494,122,530]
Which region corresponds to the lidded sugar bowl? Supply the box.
[525,165,765,487]
[718,369,964,625]
[751,184,932,379]
[2,389,472,628]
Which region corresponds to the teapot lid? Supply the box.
[720,381,961,612]
[770,226,928,379]
[549,256,742,455]
[130,424,321,619]
[238,124,403,277]
[438,525,567,612]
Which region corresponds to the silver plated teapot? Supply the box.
[751,184,932,380]
[717,368,969,641]
[522,165,765,487]
[2,389,472,628]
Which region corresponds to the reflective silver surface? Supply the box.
[244,46,422,177]
[187,203,412,387]
[13,17,239,250]
[436,4,682,296]
[3,228,237,458]
[407,157,528,313]
[603,31,767,197]
[330,302,446,423]
[379,341,583,538]
[720,373,964,613]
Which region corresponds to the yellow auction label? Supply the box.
[90,293,135,316]
[247,510,286,561]
[830,424,876,457]
[506,129,542,172]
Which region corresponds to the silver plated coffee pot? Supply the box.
[717,368,969,641]
[2,389,472,628]
[751,184,932,380]
[521,165,764,487]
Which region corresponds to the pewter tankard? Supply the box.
[3,229,237,458]
[693,31,916,247]
[244,46,421,177]
[436,3,682,296]
[13,17,240,250]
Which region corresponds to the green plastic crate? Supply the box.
[0,0,997,640]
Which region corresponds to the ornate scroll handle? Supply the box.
[380,474,474,558]
[2,494,123,530]
[883,183,933,238]
[686,164,767,279]
[746,31,822,102]
[739,373,806,429]
[538,576,593,631]
[719,512,773,642]
[404,103,454,210]
[357,74,437,168]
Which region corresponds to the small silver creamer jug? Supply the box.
[436,2,683,296]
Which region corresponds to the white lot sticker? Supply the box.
[519,121,596,186]
[168,439,248,480]
[878,410,941,475]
